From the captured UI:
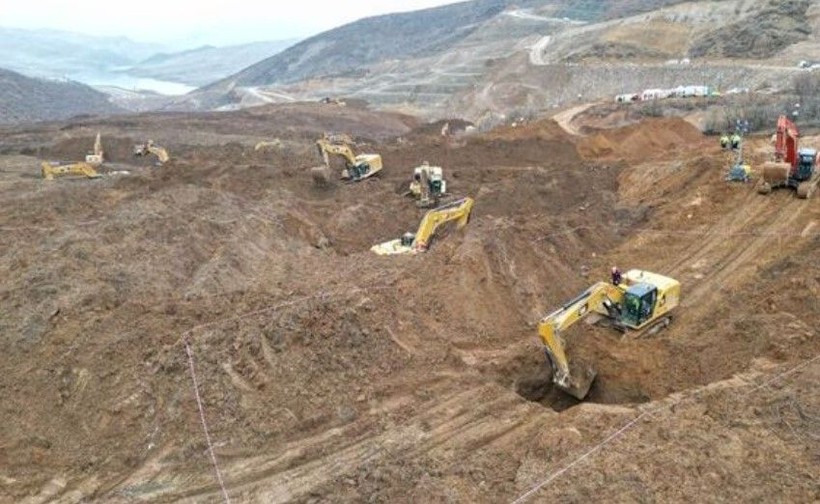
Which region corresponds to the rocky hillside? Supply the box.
[174,0,818,118]
[689,0,813,58]
[206,0,694,90]
[0,68,122,124]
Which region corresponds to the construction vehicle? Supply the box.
[757,115,819,198]
[537,269,680,399]
[407,161,447,208]
[312,134,382,186]
[85,132,104,167]
[133,140,170,165]
[41,161,102,180]
[371,197,474,255]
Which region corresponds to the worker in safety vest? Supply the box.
[719,134,729,149]
[730,133,741,150]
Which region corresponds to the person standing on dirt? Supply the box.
[720,134,729,149]
[731,133,741,150]
[611,266,622,286]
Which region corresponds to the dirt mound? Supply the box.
[578,117,706,162]
[405,118,474,139]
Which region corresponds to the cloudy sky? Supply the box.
[1,0,463,47]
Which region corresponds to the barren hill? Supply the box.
[176,0,820,119]
[0,68,122,124]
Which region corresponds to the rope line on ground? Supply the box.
[511,353,820,503]
[184,336,232,504]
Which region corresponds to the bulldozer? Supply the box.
[538,269,680,399]
[407,161,447,208]
[133,140,170,165]
[41,161,102,180]
[371,197,474,255]
[757,115,819,198]
[311,134,382,186]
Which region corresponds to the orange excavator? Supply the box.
[757,115,819,198]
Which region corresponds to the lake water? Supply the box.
[69,71,196,96]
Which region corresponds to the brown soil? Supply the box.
[0,102,817,503]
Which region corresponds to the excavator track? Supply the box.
[796,172,819,199]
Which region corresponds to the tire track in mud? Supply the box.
[127,384,542,503]
[664,193,807,308]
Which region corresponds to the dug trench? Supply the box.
[1,111,818,502]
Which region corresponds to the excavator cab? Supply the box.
[620,283,657,328]
[796,148,817,181]
[400,232,415,247]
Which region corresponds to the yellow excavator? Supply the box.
[41,161,102,180]
[85,132,104,167]
[408,162,447,208]
[133,140,170,164]
[371,197,474,255]
[41,133,108,180]
[538,270,680,399]
[312,134,383,186]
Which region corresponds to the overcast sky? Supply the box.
[1,0,464,47]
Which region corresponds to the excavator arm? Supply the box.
[316,139,357,168]
[41,161,102,180]
[537,281,624,399]
[134,141,170,164]
[147,145,170,164]
[84,132,104,167]
[774,115,799,166]
[411,197,473,251]
[371,197,474,255]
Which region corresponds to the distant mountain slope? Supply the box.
[207,0,694,90]
[0,68,122,124]
[124,39,299,86]
[173,0,817,119]
[207,0,546,89]
[689,0,813,58]
[0,27,162,79]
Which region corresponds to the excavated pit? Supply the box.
[499,344,652,412]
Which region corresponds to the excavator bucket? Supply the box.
[311,166,331,186]
[559,359,597,400]
[761,162,790,185]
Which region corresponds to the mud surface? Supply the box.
[0,103,817,502]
